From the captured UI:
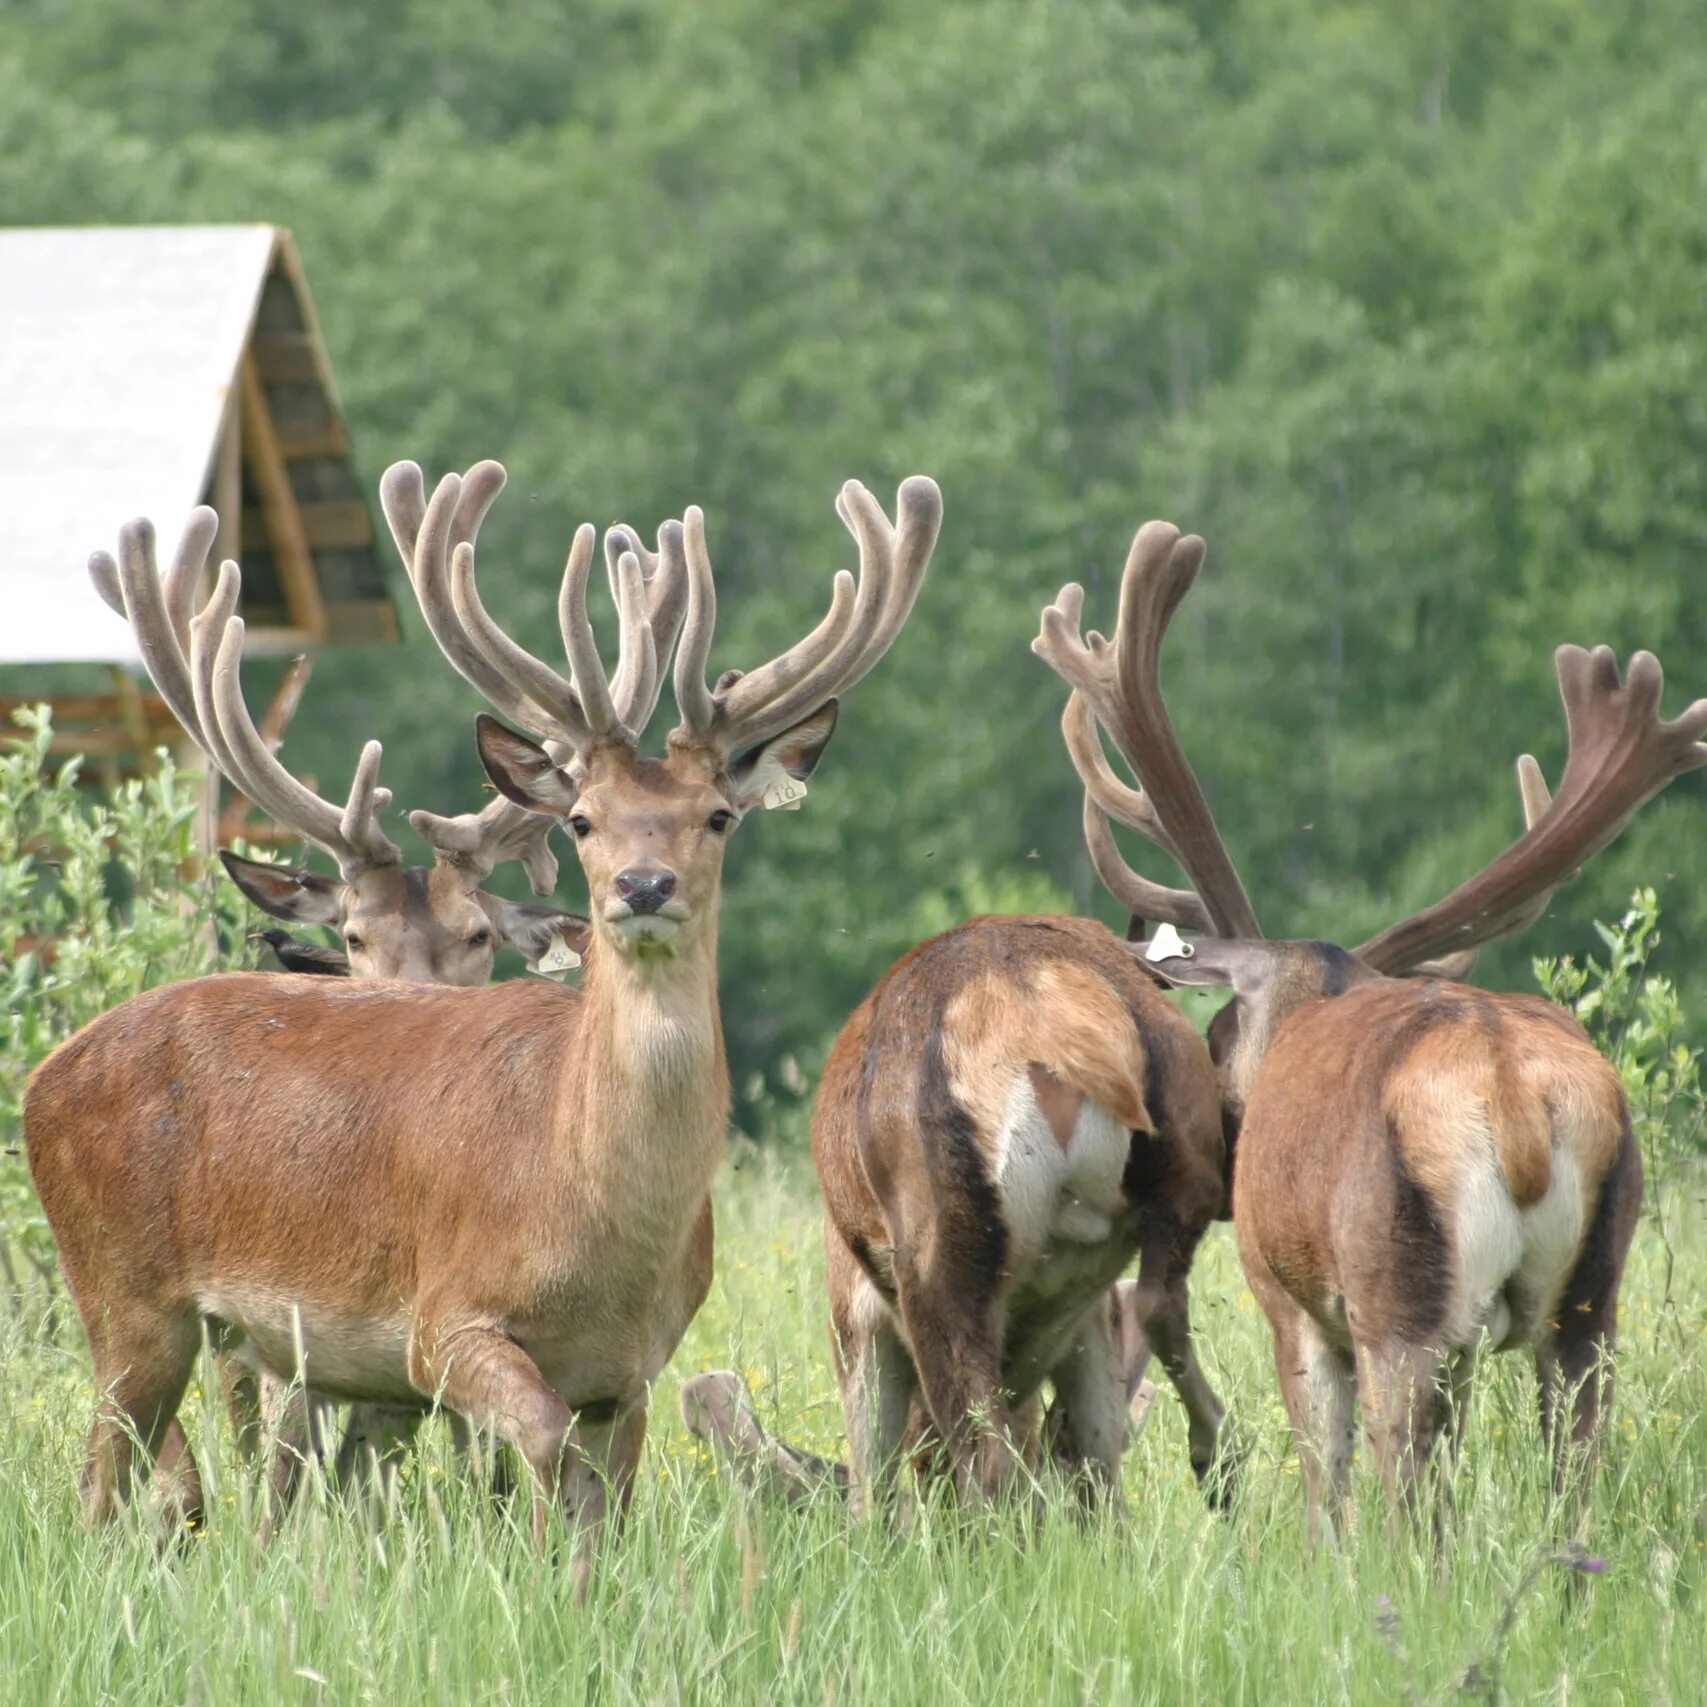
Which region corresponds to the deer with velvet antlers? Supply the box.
[25,460,940,1582]
[86,473,606,1512]
[809,558,1239,1516]
[1040,519,1705,1537]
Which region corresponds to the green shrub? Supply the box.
[0,708,251,1283]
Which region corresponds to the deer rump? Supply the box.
[815,915,1224,1406]
[26,971,709,1413]
[1233,978,1637,1361]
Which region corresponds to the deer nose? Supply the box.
[614,865,677,915]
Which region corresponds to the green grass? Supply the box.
[0,1153,1702,1706]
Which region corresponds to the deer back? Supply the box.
[813,914,1224,1300]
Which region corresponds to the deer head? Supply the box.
[382,462,942,968]
[1034,521,1707,1123]
[89,501,590,984]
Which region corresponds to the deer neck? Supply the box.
[568,920,729,1175]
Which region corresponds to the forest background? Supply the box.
[3,0,1703,1114]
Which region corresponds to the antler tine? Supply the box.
[835,475,944,694]
[1035,522,1261,939]
[669,477,941,758]
[1060,691,1183,858]
[96,511,221,752]
[448,532,608,747]
[603,547,662,733]
[1081,792,1214,930]
[1060,691,1209,927]
[607,518,690,663]
[1358,645,1707,973]
[554,524,622,737]
[1402,758,1556,981]
[383,465,576,743]
[603,519,689,739]
[408,799,561,895]
[194,564,400,876]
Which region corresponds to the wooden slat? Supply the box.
[244,500,370,551]
[275,421,348,460]
[300,499,371,549]
[239,354,328,641]
[0,691,170,722]
[251,331,321,383]
[322,601,401,645]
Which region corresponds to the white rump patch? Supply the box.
[993,1074,1131,1268]
[1450,1111,1588,1352]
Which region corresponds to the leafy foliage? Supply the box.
[0,711,250,1275]
[0,0,1702,1095]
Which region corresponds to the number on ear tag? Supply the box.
[533,939,583,978]
[1145,922,1194,962]
[761,774,808,811]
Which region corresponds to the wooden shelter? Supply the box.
[0,223,398,838]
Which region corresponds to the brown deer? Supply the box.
[26,461,939,1586]
[1038,519,1706,1538]
[88,472,614,982]
[89,480,602,1507]
[809,538,1245,1517]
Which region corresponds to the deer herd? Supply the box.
[21,456,1707,1585]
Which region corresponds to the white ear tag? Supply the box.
[1145,922,1194,962]
[761,774,808,811]
[532,938,583,978]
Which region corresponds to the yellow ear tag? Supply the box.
[533,939,583,978]
[761,774,808,811]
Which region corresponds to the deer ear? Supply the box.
[219,849,344,926]
[479,896,591,967]
[728,700,839,813]
[474,715,580,814]
[1127,936,1278,998]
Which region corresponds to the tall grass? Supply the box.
[0,1153,1700,1706]
[0,724,1701,1703]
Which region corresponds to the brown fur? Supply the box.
[813,914,1231,1512]
[1222,968,1638,1538]
[24,739,776,1571]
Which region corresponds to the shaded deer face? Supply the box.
[220,850,587,985]
[1137,938,1378,1129]
[475,704,839,964]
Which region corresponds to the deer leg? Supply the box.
[827,1230,917,1518]
[408,1318,597,1554]
[1356,1337,1449,1529]
[1265,1300,1354,1547]
[891,1258,1017,1506]
[81,1309,199,1526]
[256,1372,329,1541]
[1045,1293,1128,1513]
[1129,1234,1234,1506]
[333,1404,426,1502]
[1538,1126,1638,1517]
[444,1411,518,1501]
[219,1356,262,1462]
[149,1418,205,1532]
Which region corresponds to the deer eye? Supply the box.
[568,814,593,840]
[344,933,363,951]
[468,928,492,948]
[707,809,735,835]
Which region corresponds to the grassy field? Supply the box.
[0,1149,1701,1706]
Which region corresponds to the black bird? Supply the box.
[250,928,350,977]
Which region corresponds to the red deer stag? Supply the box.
[810,535,1245,1517]
[1039,520,1705,1538]
[88,479,606,1506]
[88,475,617,981]
[26,462,939,1587]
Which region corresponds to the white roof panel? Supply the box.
[0,224,278,664]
